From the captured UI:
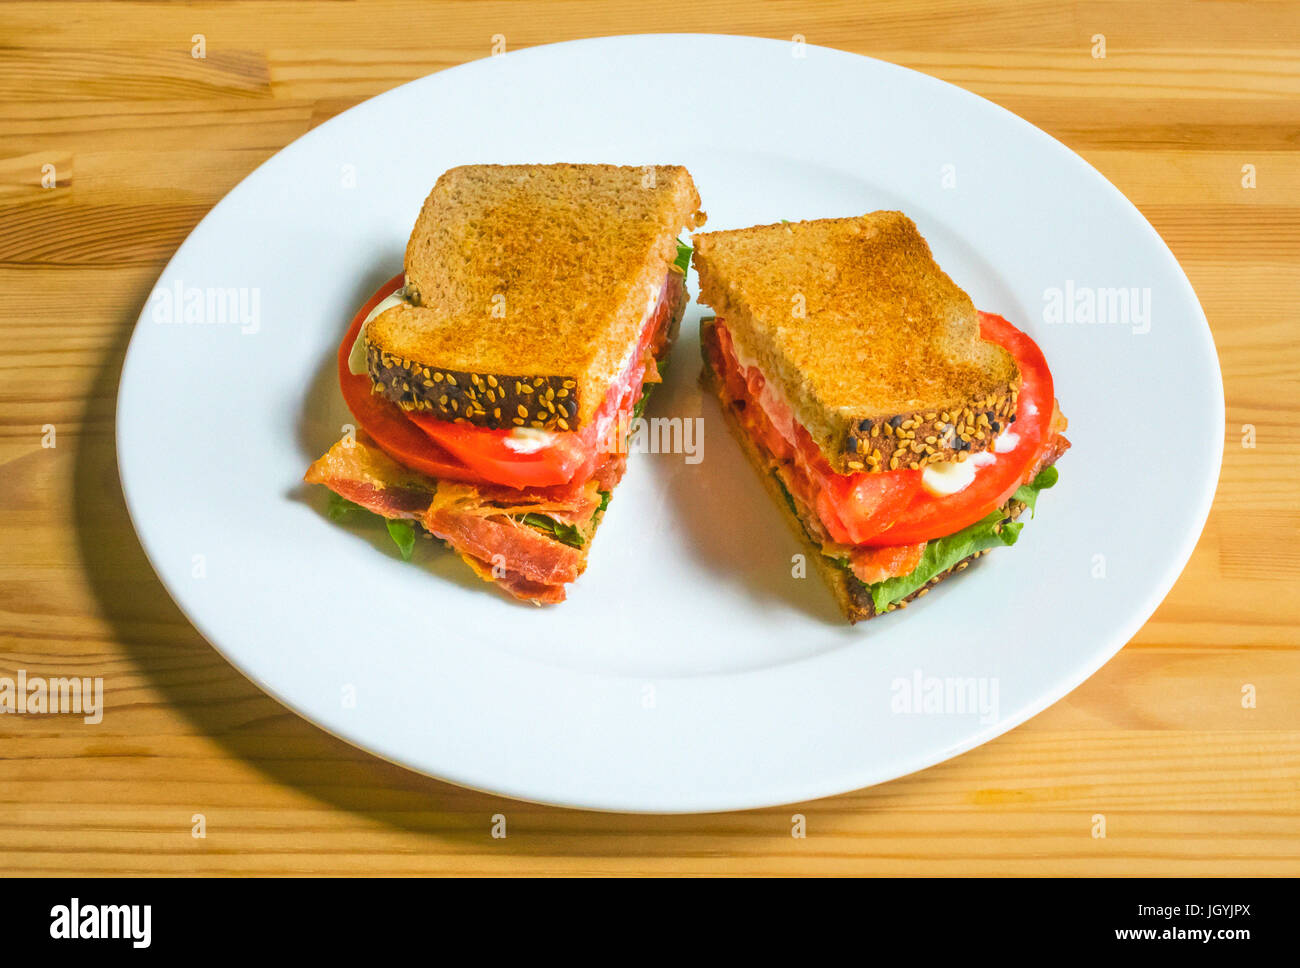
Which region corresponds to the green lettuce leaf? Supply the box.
[1011,463,1057,518]
[385,519,416,561]
[771,471,799,516]
[673,238,692,276]
[633,383,653,420]
[327,491,418,560]
[862,466,1060,613]
[327,492,366,522]
[521,512,585,548]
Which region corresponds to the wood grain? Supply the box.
[1,0,1297,876]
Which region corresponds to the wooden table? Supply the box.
[2,1,1297,876]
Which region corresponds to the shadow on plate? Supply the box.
[645,321,846,625]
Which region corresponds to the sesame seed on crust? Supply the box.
[839,379,1019,473]
[367,343,581,430]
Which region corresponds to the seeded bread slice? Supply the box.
[702,349,1037,624]
[365,164,705,431]
[692,212,1019,474]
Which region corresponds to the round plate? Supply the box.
[117,34,1223,813]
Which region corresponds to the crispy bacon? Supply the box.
[592,452,627,492]
[460,555,568,604]
[305,435,586,602]
[464,476,599,512]
[1027,421,1071,484]
[423,507,582,586]
[429,479,600,524]
[848,542,927,585]
[641,353,662,386]
[307,272,682,605]
[308,435,601,516]
[304,436,435,519]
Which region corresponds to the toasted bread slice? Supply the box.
[692,212,1019,474]
[702,342,1047,624]
[365,164,704,431]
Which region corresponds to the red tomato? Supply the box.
[810,466,923,544]
[708,321,920,544]
[857,311,1056,546]
[338,272,678,490]
[406,276,681,487]
[336,274,487,482]
[408,413,599,489]
[338,274,608,488]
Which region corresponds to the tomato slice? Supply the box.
[336,274,487,481]
[337,274,611,488]
[857,311,1056,546]
[810,466,923,544]
[403,273,678,487]
[707,313,1058,547]
[407,413,600,489]
[339,271,681,490]
[707,321,920,544]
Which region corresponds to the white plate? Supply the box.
[117,34,1223,813]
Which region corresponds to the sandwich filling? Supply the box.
[306,262,686,604]
[702,315,1070,614]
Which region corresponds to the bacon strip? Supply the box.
[470,478,595,510]
[592,452,627,492]
[423,507,583,586]
[304,436,435,519]
[1027,405,1071,482]
[848,542,927,585]
[460,555,568,604]
[429,480,600,525]
[305,434,588,602]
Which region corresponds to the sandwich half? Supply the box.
[694,212,1070,623]
[306,163,705,603]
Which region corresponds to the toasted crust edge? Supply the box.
[697,309,1020,476]
[691,213,1021,474]
[367,348,580,431]
[365,271,688,433]
[367,164,704,431]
